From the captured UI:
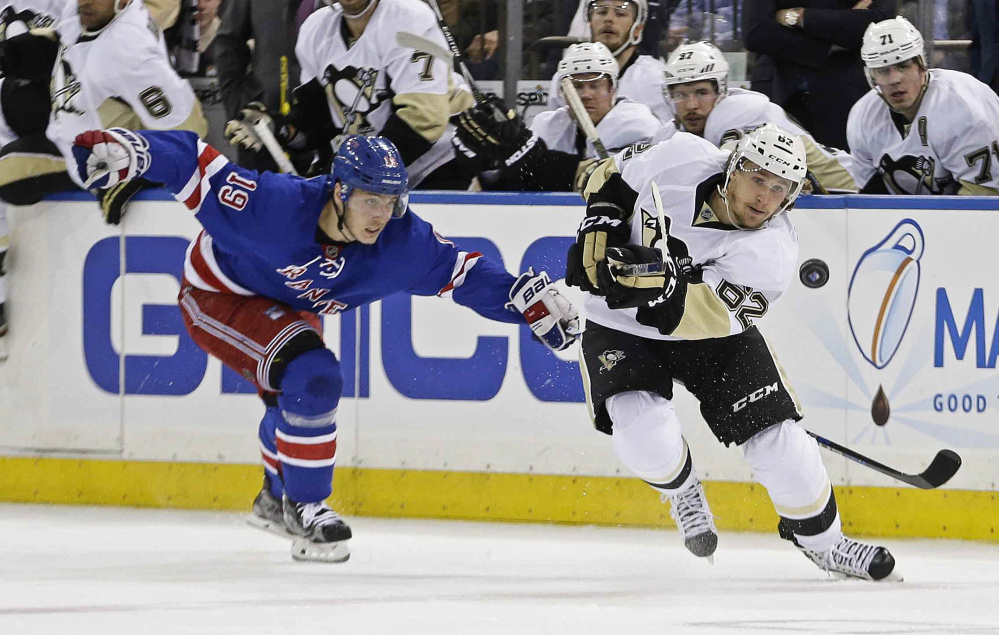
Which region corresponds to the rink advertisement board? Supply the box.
[1,192,997,538]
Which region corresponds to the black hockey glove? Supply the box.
[0,28,58,83]
[595,244,682,310]
[224,102,307,153]
[565,201,631,295]
[96,177,156,225]
[452,96,538,170]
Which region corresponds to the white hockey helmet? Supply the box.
[555,42,620,95]
[585,0,648,56]
[721,123,808,227]
[861,17,926,88]
[662,41,730,106]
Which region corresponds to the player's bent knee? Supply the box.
[277,347,343,425]
[606,390,675,433]
[743,420,828,498]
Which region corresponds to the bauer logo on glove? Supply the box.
[72,128,151,189]
[506,269,581,352]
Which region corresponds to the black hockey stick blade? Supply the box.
[807,431,962,490]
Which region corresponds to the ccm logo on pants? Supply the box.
[732,382,779,412]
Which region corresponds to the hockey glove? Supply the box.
[506,269,580,352]
[596,244,682,310]
[452,96,538,170]
[565,201,632,295]
[224,102,308,153]
[72,128,152,189]
[97,177,156,225]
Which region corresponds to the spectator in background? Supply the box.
[214,0,315,170]
[968,0,999,92]
[166,0,225,76]
[743,0,893,151]
[665,0,739,52]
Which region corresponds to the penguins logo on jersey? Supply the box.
[51,56,84,116]
[323,64,384,135]
[878,153,951,195]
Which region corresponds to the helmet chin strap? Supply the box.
[342,0,377,20]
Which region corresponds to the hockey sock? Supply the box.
[743,420,842,552]
[607,391,695,491]
[276,348,342,503]
[257,405,285,498]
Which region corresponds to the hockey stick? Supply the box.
[253,121,298,175]
[331,68,378,152]
[422,0,486,103]
[614,181,671,277]
[559,77,610,160]
[807,431,962,490]
[395,31,453,67]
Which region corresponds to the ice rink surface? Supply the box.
[1,504,996,635]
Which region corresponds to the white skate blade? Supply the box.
[246,514,293,540]
[291,537,350,563]
[705,554,715,565]
[827,568,904,583]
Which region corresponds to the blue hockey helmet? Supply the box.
[332,135,409,218]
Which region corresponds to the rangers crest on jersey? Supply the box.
[323,65,385,135]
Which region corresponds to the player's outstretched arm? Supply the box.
[407,217,579,352]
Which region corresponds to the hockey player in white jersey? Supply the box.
[547,0,669,122]
[656,41,856,194]
[453,42,660,191]
[0,0,206,359]
[847,17,999,195]
[223,0,474,188]
[566,124,900,581]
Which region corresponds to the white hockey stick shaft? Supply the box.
[395,32,453,66]
[651,181,670,259]
[559,77,609,160]
[614,182,671,277]
[253,121,298,175]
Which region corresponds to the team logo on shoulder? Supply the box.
[598,350,626,372]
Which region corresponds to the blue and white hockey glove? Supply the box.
[506,269,581,352]
[72,128,151,189]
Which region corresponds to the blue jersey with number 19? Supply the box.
[135,130,522,324]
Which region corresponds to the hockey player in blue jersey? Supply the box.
[72,127,581,563]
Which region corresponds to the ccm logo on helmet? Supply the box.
[732,382,779,412]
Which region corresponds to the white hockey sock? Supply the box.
[743,420,841,552]
[607,391,694,490]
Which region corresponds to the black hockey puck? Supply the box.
[799,258,829,289]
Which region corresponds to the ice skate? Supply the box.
[663,476,718,560]
[797,535,901,582]
[246,478,292,539]
[284,497,352,563]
